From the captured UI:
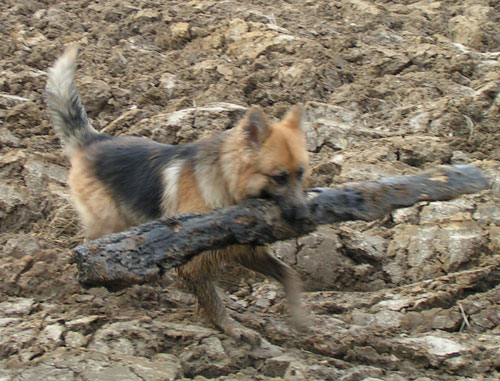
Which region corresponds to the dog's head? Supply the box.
[234,105,310,221]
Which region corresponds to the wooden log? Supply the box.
[74,165,489,288]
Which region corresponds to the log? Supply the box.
[74,165,489,288]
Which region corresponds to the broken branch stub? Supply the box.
[74,165,489,288]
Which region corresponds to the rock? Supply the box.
[374,310,403,328]
[283,359,310,380]
[340,229,388,262]
[451,151,473,164]
[283,227,351,291]
[310,159,341,187]
[378,374,408,381]
[40,323,65,349]
[304,102,365,153]
[351,309,403,329]
[170,22,190,40]
[137,86,168,107]
[0,183,29,217]
[250,338,284,360]
[179,336,233,378]
[449,15,483,48]
[129,103,247,144]
[396,335,466,364]
[0,298,35,316]
[133,9,159,22]
[443,354,474,373]
[159,73,179,97]
[307,118,361,152]
[260,354,297,377]
[370,47,412,76]
[83,364,142,381]
[89,320,214,358]
[473,202,500,225]
[64,331,88,348]
[385,221,487,284]
[79,78,112,117]
[227,28,303,60]
[122,354,182,381]
[225,18,249,43]
[1,347,182,381]
[419,199,475,225]
[390,136,452,167]
[344,0,382,16]
[478,160,500,196]
[65,315,101,331]
[391,205,421,225]
[275,225,390,291]
[401,308,463,333]
[4,234,41,258]
[431,310,463,332]
[162,22,191,49]
[351,311,376,327]
[88,323,139,356]
[408,111,432,134]
[11,363,76,381]
[0,127,21,146]
[337,161,408,183]
[469,308,499,331]
[23,157,67,193]
[0,326,37,357]
[339,365,384,381]
[490,226,500,251]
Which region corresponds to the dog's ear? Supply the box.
[282,104,306,132]
[241,105,271,149]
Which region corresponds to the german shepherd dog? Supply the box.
[46,45,310,344]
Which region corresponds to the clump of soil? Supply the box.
[1,0,499,380]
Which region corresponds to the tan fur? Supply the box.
[217,106,308,203]
[177,164,212,214]
[68,151,136,239]
[240,121,309,199]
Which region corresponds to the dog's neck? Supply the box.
[193,131,237,208]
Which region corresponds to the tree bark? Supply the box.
[74,165,489,288]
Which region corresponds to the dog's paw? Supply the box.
[291,306,310,333]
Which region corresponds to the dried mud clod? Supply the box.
[1,0,500,380]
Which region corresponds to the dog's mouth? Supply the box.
[257,189,310,221]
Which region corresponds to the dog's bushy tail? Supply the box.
[46,45,100,154]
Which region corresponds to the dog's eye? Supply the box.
[297,167,304,180]
[271,172,289,185]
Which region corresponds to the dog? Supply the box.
[46,45,310,344]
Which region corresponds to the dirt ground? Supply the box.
[1,0,500,380]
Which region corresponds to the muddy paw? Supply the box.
[291,307,310,333]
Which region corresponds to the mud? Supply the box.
[1,0,499,380]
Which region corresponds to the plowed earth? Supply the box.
[1,1,500,380]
